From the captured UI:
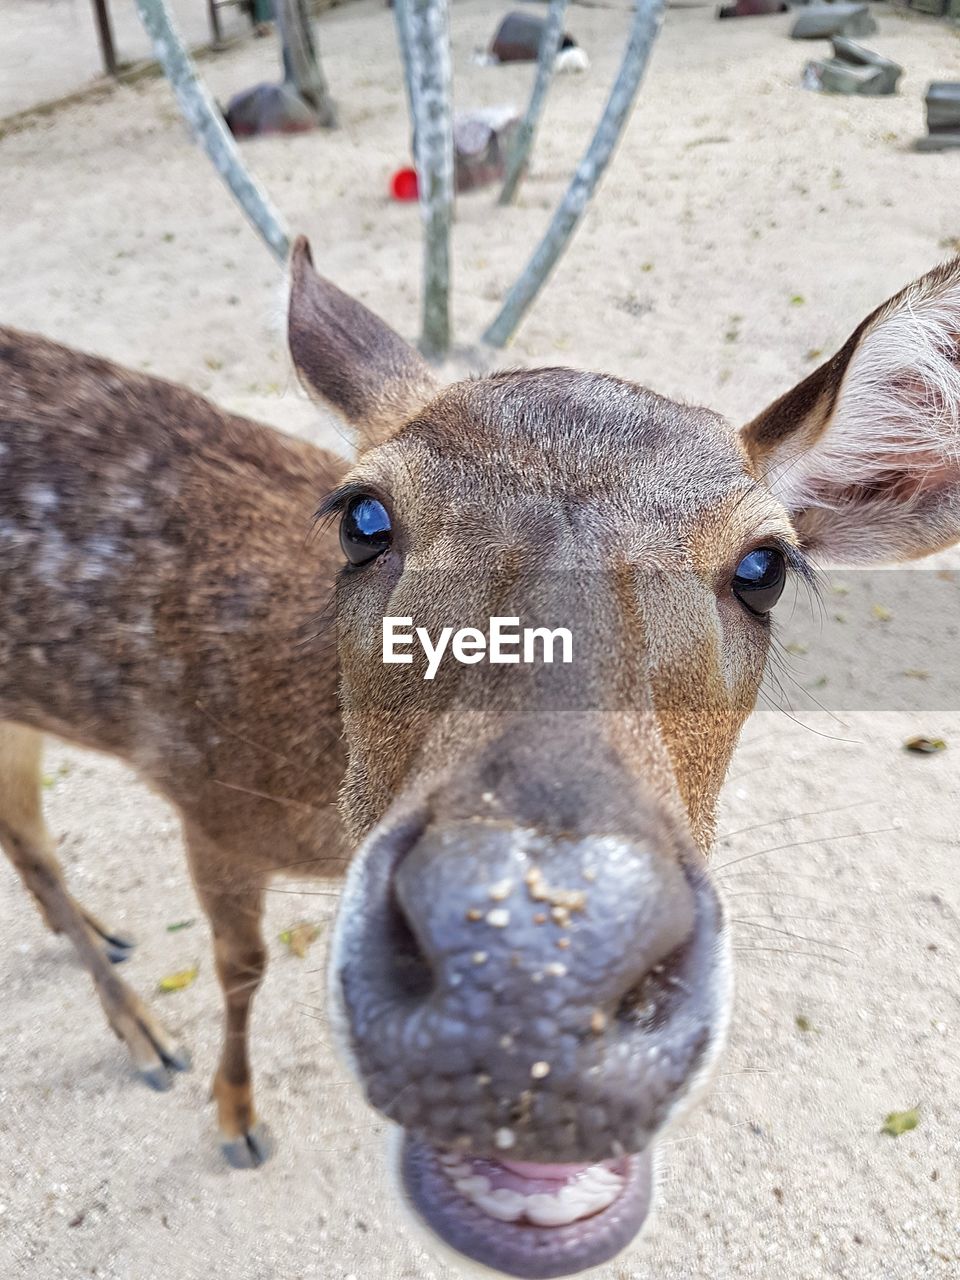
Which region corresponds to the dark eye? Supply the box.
[732,547,786,615]
[340,496,392,566]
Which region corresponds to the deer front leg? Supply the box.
[0,722,190,1088]
[187,826,271,1169]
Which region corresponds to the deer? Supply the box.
[1,241,958,1280]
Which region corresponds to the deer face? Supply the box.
[289,241,960,1278]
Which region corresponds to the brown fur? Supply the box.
[0,327,347,1161]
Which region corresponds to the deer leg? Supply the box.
[186,824,271,1169]
[0,721,190,1088]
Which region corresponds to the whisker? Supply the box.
[733,946,848,965]
[195,699,302,771]
[730,919,857,955]
[264,886,342,896]
[715,825,900,873]
[717,798,874,843]
[753,687,862,744]
[212,778,335,814]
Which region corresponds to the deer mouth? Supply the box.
[399,1137,654,1278]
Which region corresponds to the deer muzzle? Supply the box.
[330,742,730,1278]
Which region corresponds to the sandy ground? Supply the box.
[1,3,959,1278]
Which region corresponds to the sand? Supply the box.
[0,3,958,1278]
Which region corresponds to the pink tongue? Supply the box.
[460,1156,603,1198]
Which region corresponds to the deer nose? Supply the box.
[333,808,720,1164]
[392,821,693,1014]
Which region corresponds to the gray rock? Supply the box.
[224,82,319,138]
[491,12,578,63]
[790,5,878,38]
[925,82,960,134]
[802,38,902,96]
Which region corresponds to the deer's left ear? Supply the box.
[743,258,960,566]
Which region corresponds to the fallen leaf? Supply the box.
[795,1014,816,1033]
[785,641,809,656]
[166,919,196,933]
[41,763,72,789]
[902,669,929,680]
[790,294,806,306]
[881,1107,919,1137]
[279,922,320,959]
[871,603,893,622]
[157,965,198,994]
[904,736,947,755]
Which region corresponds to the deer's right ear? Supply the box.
[743,258,960,566]
[287,237,438,446]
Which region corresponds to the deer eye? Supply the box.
[340,496,392,566]
[732,547,786,615]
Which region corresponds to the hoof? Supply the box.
[138,1043,191,1092]
[104,934,137,965]
[221,1123,274,1170]
[141,1064,174,1092]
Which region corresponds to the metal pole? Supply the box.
[91,0,119,77]
[483,0,664,348]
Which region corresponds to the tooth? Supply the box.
[525,1192,582,1227]
[474,1189,526,1222]
[444,1163,472,1179]
[455,1176,492,1196]
[579,1166,624,1191]
[573,1184,620,1213]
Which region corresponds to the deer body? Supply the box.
[0,328,347,1164]
[2,246,959,1277]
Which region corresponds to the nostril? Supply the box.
[386,884,435,1001]
[614,938,694,1033]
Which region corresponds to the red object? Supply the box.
[390,167,419,201]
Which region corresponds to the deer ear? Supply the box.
[287,237,438,446]
[743,258,960,565]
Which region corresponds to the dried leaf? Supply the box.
[902,669,929,681]
[881,1107,920,1137]
[41,763,72,789]
[785,641,809,656]
[795,1014,816,1033]
[904,736,947,755]
[279,922,320,959]
[166,919,196,933]
[871,603,893,622]
[157,965,198,994]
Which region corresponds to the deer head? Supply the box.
[289,239,960,1278]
